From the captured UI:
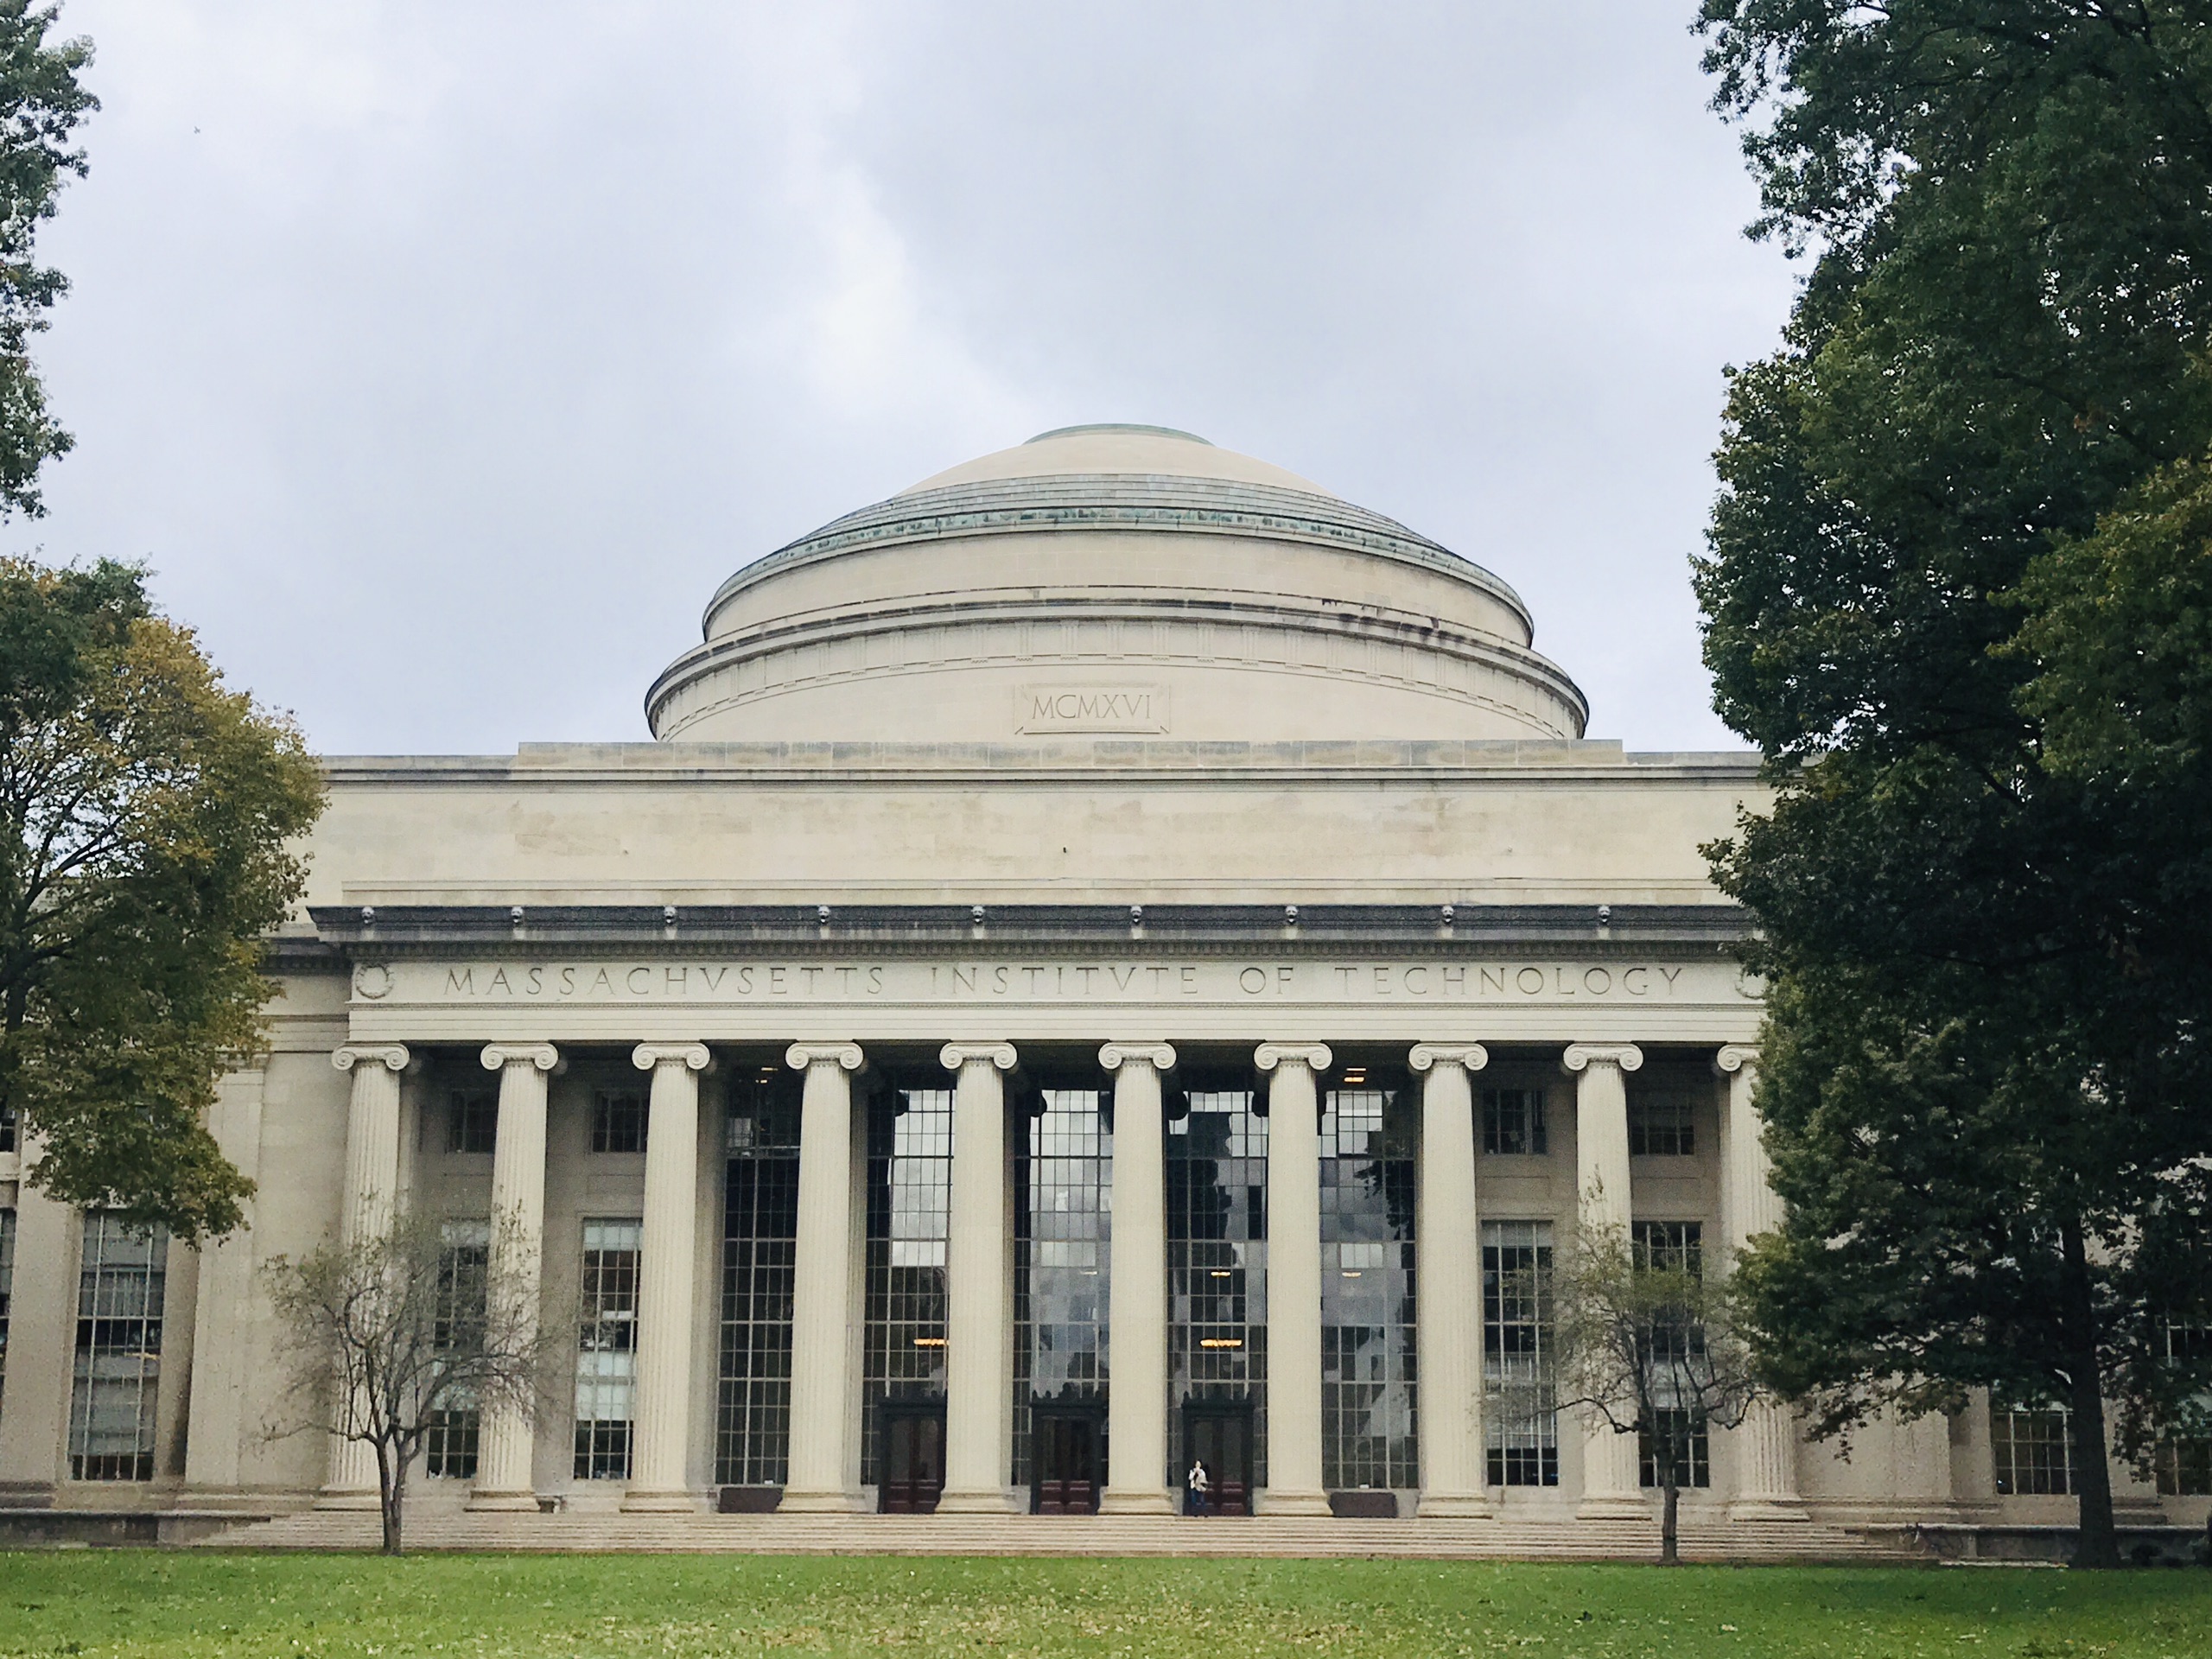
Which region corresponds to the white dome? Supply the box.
[647,428,1586,746]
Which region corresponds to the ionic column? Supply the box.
[1563,1041,1644,1518]
[937,1041,1019,1513]
[623,1041,711,1511]
[779,1041,867,1513]
[1255,1041,1332,1516]
[1411,1043,1491,1516]
[1716,1045,1807,1520]
[319,1043,411,1508]
[469,1042,559,1511]
[1099,1041,1176,1515]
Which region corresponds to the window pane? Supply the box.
[717,1076,800,1487]
[575,1217,641,1478]
[1483,1219,1557,1486]
[1168,1090,1268,1490]
[1013,1090,1110,1488]
[69,1214,168,1481]
[862,1089,952,1485]
[1320,1087,1416,1491]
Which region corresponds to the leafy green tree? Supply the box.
[0,559,324,1242]
[1694,2,2212,1565]
[0,2,95,517]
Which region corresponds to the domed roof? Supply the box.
[647,426,1588,747]
[899,423,1333,497]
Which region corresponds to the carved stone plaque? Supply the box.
[1015,684,1170,734]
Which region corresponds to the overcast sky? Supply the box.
[23,2,1798,756]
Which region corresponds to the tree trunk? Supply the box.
[2059,1220,2120,1570]
[1661,1450,1681,1567]
[379,1441,406,1555]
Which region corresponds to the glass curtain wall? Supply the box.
[1483,1219,1559,1484]
[424,1218,490,1479]
[574,1217,641,1478]
[1319,1085,1419,1491]
[861,1087,952,1484]
[717,1078,801,1487]
[1166,1089,1268,1486]
[68,1214,168,1480]
[1011,1088,1111,1487]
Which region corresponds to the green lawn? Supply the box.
[0,1554,2207,1658]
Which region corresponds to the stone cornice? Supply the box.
[308,902,1752,957]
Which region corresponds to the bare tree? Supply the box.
[265,1206,559,1553]
[1547,1215,1762,1565]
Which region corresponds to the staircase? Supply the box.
[207,1508,1922,1561]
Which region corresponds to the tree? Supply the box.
[1544,1218,1761,1566]
[1694,2,2212,1566]
[266,1207,560,1554]
[0,1,94,518]
[0,559,323,1242]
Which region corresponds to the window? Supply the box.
[717,1077,799,1488]
[2158,1439,2212,1497]
[1991,1405,2072,1496]
[425,1220,489,1479]
[1012,1090,1111,1487]
[1320,1087,1416,1491]
[1483,1219,1556,1485]
[575,1218,641,1479]
[0,1208,14,1421]
[1641,1407,1711,1489]
[0,1101,15,1154]
[447,1090,497,1155]
[1629,1098,1695,1157]
[1482,1089,1547,1156]
[1168,1090,1268,1489]
[1633,1221,1703,1277]
[69,1214,168,1481]
[861,1089,952,1485]
[592,1090,646,1154]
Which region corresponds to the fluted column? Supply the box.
[1099,1041,1176,1514]
[779,1040,868,1512]
[938,1041,1020,1513]
[1411,1043,1491,1516]
[623,1041,711,1510]
[469,1042,558,1510]
[1255,1041,1332,1516]
[1716,1045,1807,1519]
[1563,1042,1643,1517]
[319,1044,411,1507]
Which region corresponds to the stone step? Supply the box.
[209,1509,1920,1561]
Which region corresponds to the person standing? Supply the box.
[1185,1458,1210,1516]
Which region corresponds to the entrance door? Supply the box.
[1181,1399,1255,1516]
[878,1401,946,1514]
[1032,1408,1103,1515]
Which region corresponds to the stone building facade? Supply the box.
[0,424,2201,1541]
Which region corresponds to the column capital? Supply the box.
[938,1041,1016,1073]
[333,1043,411,1075]
[632,1042,711,1073]
[1255,1041,1332,1074]
[1562,1042,1643,1075]
[480,1042,560,1074]
[1408,1043,1490,1074]
[1713,1044,1761,1077]
[785,1041,865,1072]
[1098,1041,1176,1073]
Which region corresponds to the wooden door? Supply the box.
[880,1404,945,1514]
[1033,1413,1100,1515]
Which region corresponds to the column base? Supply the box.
[1575,1494,1653,1521]
[1257,1487,1333,1516]
[466,1489,543,1513]
[1414,1491,1494,1518]
[934,1486,1022,1515]
[1098,1487,1175,1516]
[777,1488,868,1514]
[620,1487,702,1514]
[1727,1497,1811,1522]
[313,1488,381,1512]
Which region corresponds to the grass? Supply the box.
[0,1553,2207,1658]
